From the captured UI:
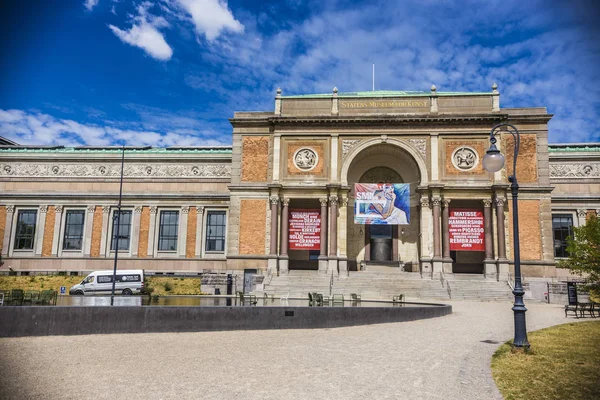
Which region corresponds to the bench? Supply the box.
[392,294,405,305]
[565,302,598,318]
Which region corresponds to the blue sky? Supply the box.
[0,0,599,146]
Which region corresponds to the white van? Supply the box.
[69,270,144,296]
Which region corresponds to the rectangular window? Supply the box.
[63,210,85,250]
[110,210,132,251]
[553,214,573,258]
[205,211,226,252]
[14,210,37,250]
[158,210,179,251]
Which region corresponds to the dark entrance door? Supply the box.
[369,225,392,261]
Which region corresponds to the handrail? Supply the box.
[329,271,334,297]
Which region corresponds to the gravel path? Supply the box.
[0,301,576,400]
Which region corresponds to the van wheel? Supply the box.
[73,290,84,296]
[122,289,133,295]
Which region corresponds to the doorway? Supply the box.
[369,225,392,261]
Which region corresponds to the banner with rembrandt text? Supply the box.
[449,209,485,251]
[354,183,410,225]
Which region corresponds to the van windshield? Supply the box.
[83,276,95,284]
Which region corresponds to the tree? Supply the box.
[558,214,600,297]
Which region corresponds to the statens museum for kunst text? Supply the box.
[1,86,599,283]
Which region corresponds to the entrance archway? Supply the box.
[340,139,427,271]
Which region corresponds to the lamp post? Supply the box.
[483,122,530,348]
[110,145,126,306]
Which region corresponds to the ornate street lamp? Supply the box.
[483,122,530,348]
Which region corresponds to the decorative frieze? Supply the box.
[550,163,600,178]
[342,139,361,159]
[408,138,427,159]
[0,163,231,178]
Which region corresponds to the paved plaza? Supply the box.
[0,301,576,399]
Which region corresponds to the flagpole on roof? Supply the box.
[372,63,375,91]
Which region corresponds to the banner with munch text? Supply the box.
[449,209,485,251]
[288,209,321,250]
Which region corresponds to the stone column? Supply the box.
[195,206,205,258]
[279,198,290,274]
[267,196,279,274]
[2,205,15,257]
[431,197,443,279]
[495,196,509,280]
[178,206,189,258]
[99,206,110,256]
[51,206,63,256]
[147,206,158,258]
[419,196,433,276]
[318,197,328,273]
[35,206,48,256]
[338,196,348,276]
[441,198,452,273]
[83,206,95,257]
[131,206,142,257]
[577,209,587,227]
[483,199,496,280]
[328,195,339,274]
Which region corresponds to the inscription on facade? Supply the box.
[340,100,428,108]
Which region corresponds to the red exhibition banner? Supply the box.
[289,209,321,250]
[448,209,485,251]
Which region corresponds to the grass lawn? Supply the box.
[491,321,600,400]
[0,275,204,295]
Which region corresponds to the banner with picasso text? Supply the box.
[448,209,485,251]
[289,209,321,250]
[354,183,410,225]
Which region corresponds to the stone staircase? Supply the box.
[261,269,514,301]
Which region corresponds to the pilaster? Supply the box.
[51,205,63,256]
[131,206,142,257]
[318,197,328,273]
[195,206,205,258]
[99,206,110,257]
[279,198,290,274]
[147,206,157,257]
[441,198,452,274]
[34,205,48,256]
[83,206,95,257]
[178,206,189,258]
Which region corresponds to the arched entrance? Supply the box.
[341,139,427,272]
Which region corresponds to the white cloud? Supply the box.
[177,0,244,41]
[84,0,99,11]
[109,2,173,60]
[0,109,228,147]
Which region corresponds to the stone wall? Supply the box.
[508,199,542,261]
[443,140,486,177]
[241,136,270,182]
[286,140,326,177]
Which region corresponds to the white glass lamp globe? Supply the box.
[483,151,505,172]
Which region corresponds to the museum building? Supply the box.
[1,86,599,282]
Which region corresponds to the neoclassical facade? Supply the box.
[1,86,599,280]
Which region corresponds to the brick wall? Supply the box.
[508,199,542,261]
[186,207,197,258]
[444,141,486,176]
[286,141,325,176]
[138,206,150,258]
[239,199,267,255]
[41,206,55,257]
[241,136,269,182]
[90,206,103,257]
[503,134,538,183]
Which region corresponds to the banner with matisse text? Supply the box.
[354,183,410,225]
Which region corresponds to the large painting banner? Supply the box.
[354,183,410,225]
[449,209,485,251]
[289,209,321,250]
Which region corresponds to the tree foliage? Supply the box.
[558,214,600,296]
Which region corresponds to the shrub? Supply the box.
[164,281,173,292]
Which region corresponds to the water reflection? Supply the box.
[54,295,422,308]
